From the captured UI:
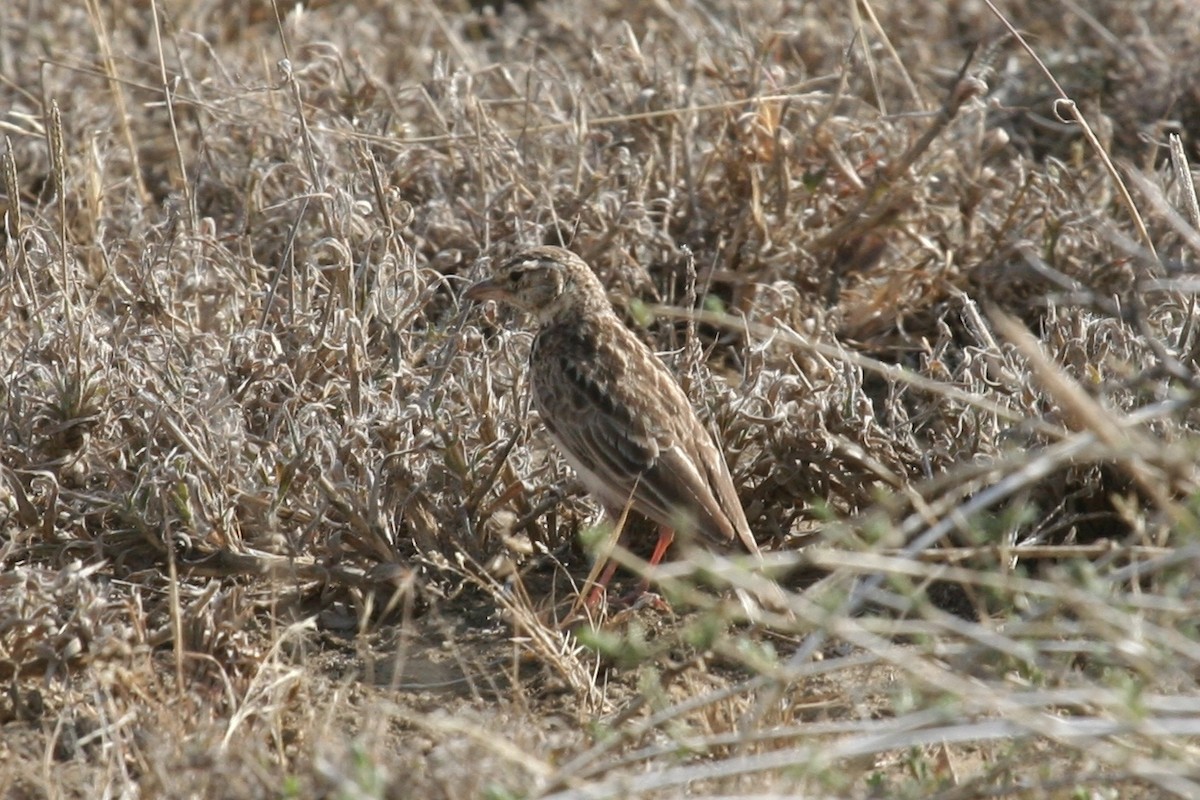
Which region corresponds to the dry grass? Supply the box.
[2,0,1200,797]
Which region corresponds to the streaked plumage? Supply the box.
[465,246,759,599]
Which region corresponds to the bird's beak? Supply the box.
[464,277,508,303]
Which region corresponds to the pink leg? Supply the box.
[586,525,676,608]
[586,557,621,607]
[632,525,674,597]
[647,525,675,567]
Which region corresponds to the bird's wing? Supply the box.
[534,326,753,552]
[536,349,659,508]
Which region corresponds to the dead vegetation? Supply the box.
[2,0,1200,797]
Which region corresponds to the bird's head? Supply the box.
[465,246,610,326]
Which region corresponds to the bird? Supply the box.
[465,245,760,605]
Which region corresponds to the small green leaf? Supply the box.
[627,298,653,327]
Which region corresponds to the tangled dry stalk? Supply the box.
[2,0,1200,797]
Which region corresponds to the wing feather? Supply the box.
[532,318,758,555]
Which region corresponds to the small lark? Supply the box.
[466,246,760,602]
